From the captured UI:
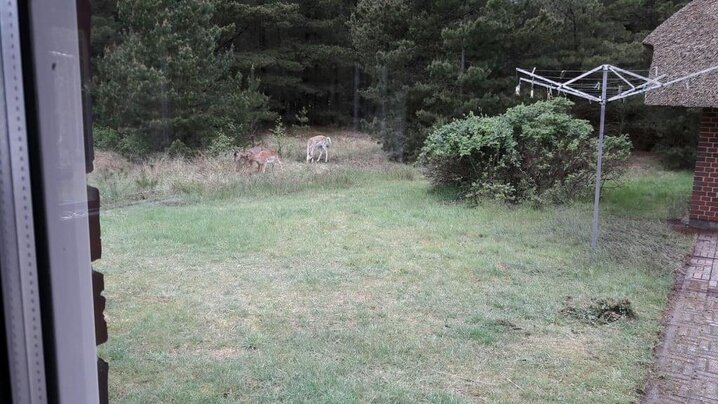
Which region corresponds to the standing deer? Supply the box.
[306,135,332,163]
[248,149,283,173]
[234,146,267,171]
[234,146,283,173]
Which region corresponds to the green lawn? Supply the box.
[95,159,692,403]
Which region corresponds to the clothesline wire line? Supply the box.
[527,69,651,73]
[519,74,650,80]
[530,76,645,81]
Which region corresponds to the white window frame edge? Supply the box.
[25,0,99,402]
[0,1,48,402]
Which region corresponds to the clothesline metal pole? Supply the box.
[591,65,609,250]
[516,63,718,250]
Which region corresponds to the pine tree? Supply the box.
[90,0,695,161]
[94,0,271,156]
[215,0,357,125]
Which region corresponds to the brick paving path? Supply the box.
[644,233,718,403]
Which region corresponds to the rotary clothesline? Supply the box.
[517,64,718,103]
[515,63,718,250]
[517,74,655,100]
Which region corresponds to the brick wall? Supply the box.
[690,108,718,227]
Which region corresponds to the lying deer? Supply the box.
[306,135,332,163]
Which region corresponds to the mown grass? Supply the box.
[601,157,693,220]
[93,141,693,403]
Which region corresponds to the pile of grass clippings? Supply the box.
[562,297,637,325]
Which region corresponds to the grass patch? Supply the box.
[93,145,693,403]
[602,167,693,220]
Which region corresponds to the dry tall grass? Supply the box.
[89,131,417,207]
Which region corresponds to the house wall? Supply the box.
[690,108,718,228]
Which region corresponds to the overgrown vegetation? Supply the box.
[89,132,414,207]
[91,0,694,161]
[420,99,631,203]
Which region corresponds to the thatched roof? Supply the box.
[644,0,718,108]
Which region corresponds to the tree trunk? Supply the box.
[459,44,466,97]
[353,63,361,130]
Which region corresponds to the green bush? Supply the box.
[651,108,700,170]
[167,139,193,159]
[293,106,310,130]
[94,125,153,159]
[654,145,696,171]
[94,126,121,150]
[270,117,288,157]
[207,132,236,157]
[118,130,153,159]
[134,169,159,192]
[419,98,631,204]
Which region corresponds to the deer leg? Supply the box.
[324,146,328,163]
